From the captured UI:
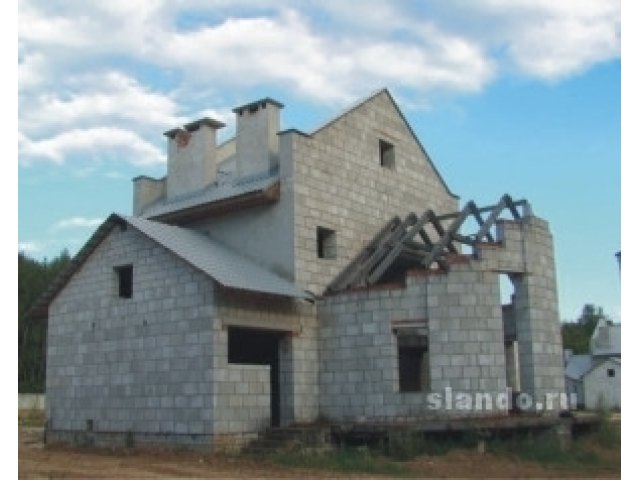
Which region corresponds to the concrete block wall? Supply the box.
[319,285,402,422]
[419,263,507,403]
[213,364,271,434]
[290,90,458,295]
[318,265,508,423]
[46,226,216,441]
[318,215,565,422]
[215,290,319,426]
[475,216,565,410]
[506,218,565,410]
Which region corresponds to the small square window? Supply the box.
[379,139,395,169]
[115,265,133,299]
[316,227,337,259]
[607,368,615,378]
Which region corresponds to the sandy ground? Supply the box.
[19,426,620,479]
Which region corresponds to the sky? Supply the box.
[17,0,621,323]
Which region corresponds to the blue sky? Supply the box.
[17,0,621,323]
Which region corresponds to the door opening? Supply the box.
[227,327,286,426]
[500,273,522,412]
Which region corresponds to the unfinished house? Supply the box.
[30,89,565,450]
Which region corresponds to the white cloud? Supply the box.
[18,1,620,97]
[18,53,48,90]
[447,0,620,79]
[506,10,619,79]
[19,3,94,48]
[21,72,184,137]
[18,241,42,254]
[52,217,104,231]
[19,127,164,166]
[17,1,620,169]
[18,3,496,104]
[18,0,166,55]
[157,9,494,103]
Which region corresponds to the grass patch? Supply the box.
[18,409,45,428]
[264,431,480,475]
[490,430,596,467]
[593,411,621,449]
[259,421,620,476]
[267,447,410,476]
[387,431,477,461]
[488,423,620,471]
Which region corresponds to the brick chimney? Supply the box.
[233,98,283,178]
[164,117,225,199]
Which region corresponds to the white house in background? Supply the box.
[565,319,621,410]
[591,318,621,359]
[583,357,620,410]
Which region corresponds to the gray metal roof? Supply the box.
[141,173,279,219]
[565,354,593,380]
[123,215,310,299]
[26,213,311,319]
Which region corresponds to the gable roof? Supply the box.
[27,214,311,318]
[285,88,458,199]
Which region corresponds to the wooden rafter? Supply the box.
[325,195,530,294]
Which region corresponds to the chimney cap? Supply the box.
[184,117,226,132]
[163,127,182,139]
[132,175,164,183]
[232,97,284,114]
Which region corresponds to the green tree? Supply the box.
[18,249,71,392]
[561,304,610,354]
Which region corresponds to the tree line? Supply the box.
[18,250,71,393]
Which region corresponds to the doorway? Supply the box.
[227,327,286,426]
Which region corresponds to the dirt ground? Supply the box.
[19,426,620,479]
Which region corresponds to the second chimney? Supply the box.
[233,98,283,179]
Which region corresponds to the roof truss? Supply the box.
[326,194,530,293]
